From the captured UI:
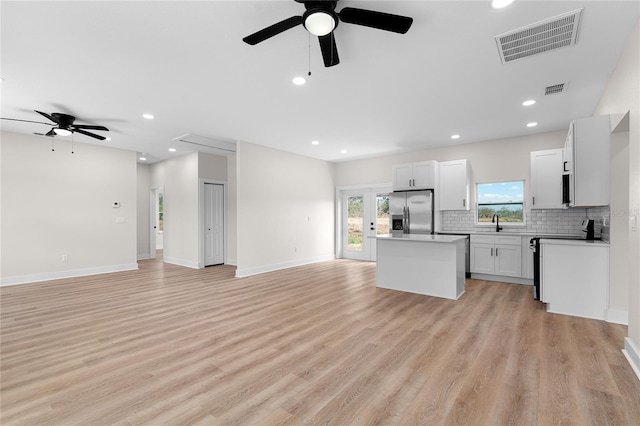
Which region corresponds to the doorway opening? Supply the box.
[150,186,165,260]
[338,186,391,261]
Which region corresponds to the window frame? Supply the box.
[475,180,526,227]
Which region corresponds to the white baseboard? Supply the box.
[606,309,628,325]
[1,263,139,286]
[235,254,335,278]
[622,337,640,381]
[163,256,200,269]
[137,253,153,260]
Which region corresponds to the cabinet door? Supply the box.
[392,163,413,190]
[470,243,494,274]
[439,160,469,210]
[494,244,522,277]
[412,161,435,189]
[530,149,563,209]
[572,115,610,207]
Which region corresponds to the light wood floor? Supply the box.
[1,258,639,425]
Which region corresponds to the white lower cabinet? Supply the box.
[470,235,521,278]
[540,241,609,320]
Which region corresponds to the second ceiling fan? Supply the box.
[242,0,414,67]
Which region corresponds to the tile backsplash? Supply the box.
[441,206,610,241]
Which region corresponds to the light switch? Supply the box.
[632,215,638,232]
[115,217,126,224]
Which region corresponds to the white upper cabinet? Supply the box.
[530,149,564,209]
[439,159,470,210]
[392,161,436,190]
[564,115,610,207]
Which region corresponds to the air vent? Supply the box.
[495,8,583,64]
[544,83,567,95]
[172,133,236,154]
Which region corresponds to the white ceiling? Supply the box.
[1,1,638,163]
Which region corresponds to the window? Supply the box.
[476,180,524,224]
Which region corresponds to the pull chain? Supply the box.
[71,132,74,154]
[308,32,312,77]
[51,136,55,152]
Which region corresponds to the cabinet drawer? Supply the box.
[495,236,521,246]
[470,235,494,244]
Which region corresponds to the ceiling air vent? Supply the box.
[172,133,236,155]
[495,8,583,64]
[544,83,567,95]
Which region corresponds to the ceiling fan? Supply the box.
[1,110,110,140]
[242,0,414,67]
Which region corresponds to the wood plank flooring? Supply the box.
[1,258,639,425]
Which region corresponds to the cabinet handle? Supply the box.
[532,196,535,205]
[463,199,466,207]
[412,179,415,186]
[563,161,568,172]
[496,248,498,256]
[491,247,493,256]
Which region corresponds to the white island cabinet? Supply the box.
[376,234,466,300]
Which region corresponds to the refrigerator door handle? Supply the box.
[405,207,410,234]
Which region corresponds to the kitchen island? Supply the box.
[376,234,467,300]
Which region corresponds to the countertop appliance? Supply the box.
[389,190,433,236]
[437,232,471,277]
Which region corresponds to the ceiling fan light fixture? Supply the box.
[53,128,72,136]
[304,11,336,36]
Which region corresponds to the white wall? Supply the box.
[136,163,151,259]
[198,152,227,180]
[227,154,237,265]
[334,130,566,207]
[236,141,335,276]
[150,153,199,268]
[609,131,630,316]
[1,132,138,284]
[594,20,640,369]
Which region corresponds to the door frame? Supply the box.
[335,183,392,260]
[198,178,227,268]
[149,185,165,260]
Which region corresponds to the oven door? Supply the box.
[530,238,541,300]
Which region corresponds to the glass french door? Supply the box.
[341,188,391,261]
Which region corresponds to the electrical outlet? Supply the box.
[61,253,67,262]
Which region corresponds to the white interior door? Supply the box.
[204,183,224,266]
[341,188,391,261]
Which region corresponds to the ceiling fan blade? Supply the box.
[34,110,59,124]
[72,124,109,131]
[45,129,56,137]
[339,7,413,34]
[1,117,51,125]
[318,33,339,67]
[243,15,303,45]
[74,128,106,140]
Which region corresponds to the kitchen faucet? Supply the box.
[492,214,502,232]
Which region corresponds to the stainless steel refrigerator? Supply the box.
[389,190,434,235]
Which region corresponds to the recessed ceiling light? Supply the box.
[292,76,307,86]
[527,122,538,127]
[451,134,461,140]
[311,140,320,145]
[522,99,536,106]
[340,149,347,154]
[139,156,147,161]
[168,148,176,152]
[142,113,154,120]
[492,0,515,9]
